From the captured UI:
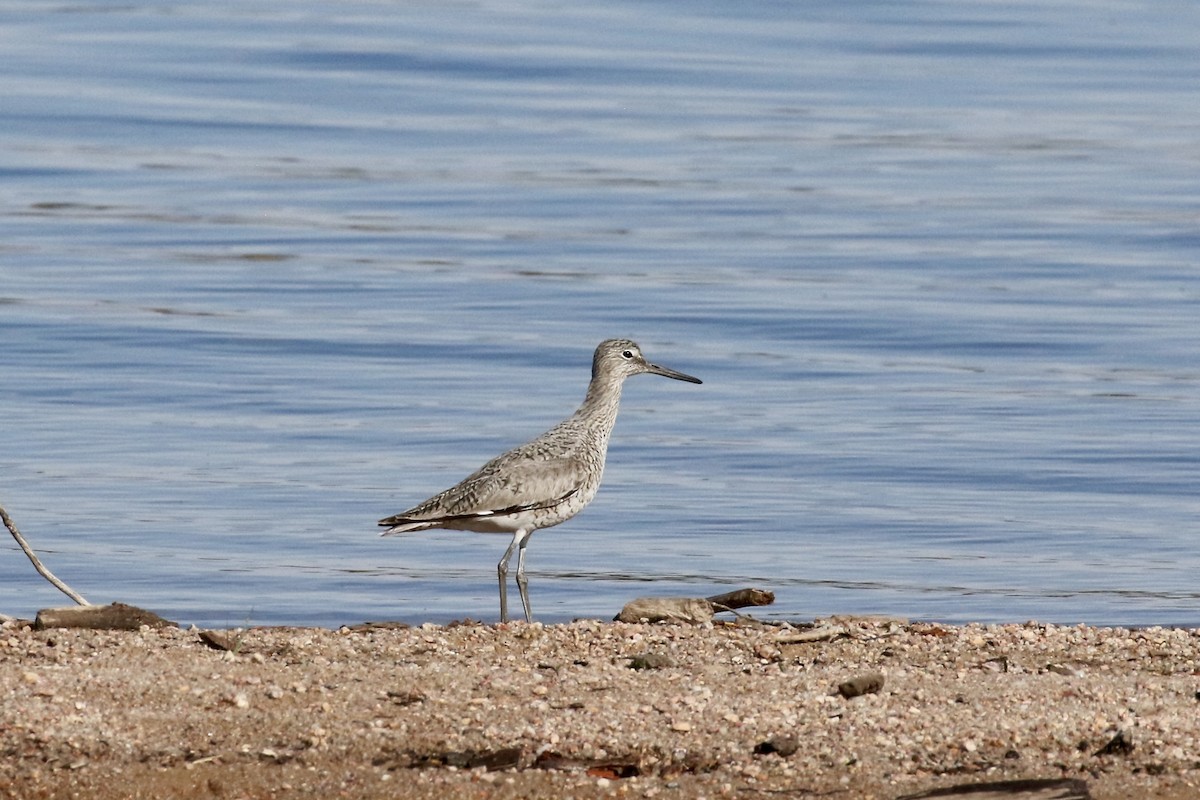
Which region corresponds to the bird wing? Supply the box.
[378,456,584,530]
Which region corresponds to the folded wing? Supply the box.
[379,456,585,535]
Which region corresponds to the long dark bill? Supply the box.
[647,362,702,384]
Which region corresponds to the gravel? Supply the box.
[2,616,1200,799]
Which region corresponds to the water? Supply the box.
[2,0,1198,629]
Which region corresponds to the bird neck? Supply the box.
[577,375,625,432]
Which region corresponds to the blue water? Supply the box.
[2,1,1198,629]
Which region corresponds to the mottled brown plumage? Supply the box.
[379,338,702,622]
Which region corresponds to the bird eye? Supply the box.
[621,350,634,359]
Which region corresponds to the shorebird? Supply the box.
[379,338,702,623]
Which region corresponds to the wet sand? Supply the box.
[2,616,1199,799]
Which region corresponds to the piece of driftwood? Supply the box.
[533,751,640,778]
[615,586,776,624]
[896,778,1091,799]
[775,624,848,645]
[198,629,245,652]
[2,504,89,606]
[705,587,775,610]
[379,747,523,771]
[342,620,414,633]
[614,597,714,624]
[35,602,178,631]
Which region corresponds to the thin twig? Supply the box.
[1,504,90,606]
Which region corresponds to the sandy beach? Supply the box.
[2,615,1199,799]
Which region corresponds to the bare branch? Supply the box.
[1,504,90,606]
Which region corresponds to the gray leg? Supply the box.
[496,529,529,623]
[515,534,533,622]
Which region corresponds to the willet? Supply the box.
[379,338,702,622]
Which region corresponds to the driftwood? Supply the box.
[705,587,775,611]
[378,747,523,772]
[1,504,89,606]
[35,602,177,631]
[896,778,1091,800]
[380,747,642,777]
[775,623,848,644]
[343,620,414,633]
[533,751,640,778]
[615,597,713,624]
[614,587,775,624]
[198,629,246,652]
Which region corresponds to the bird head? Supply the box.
[592,339,702,384]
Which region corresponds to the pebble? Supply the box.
[837,671,885,699]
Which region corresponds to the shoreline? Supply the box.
[3,616,1199,799]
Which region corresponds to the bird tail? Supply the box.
[378,488,580,536]
[378,518,436,537]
